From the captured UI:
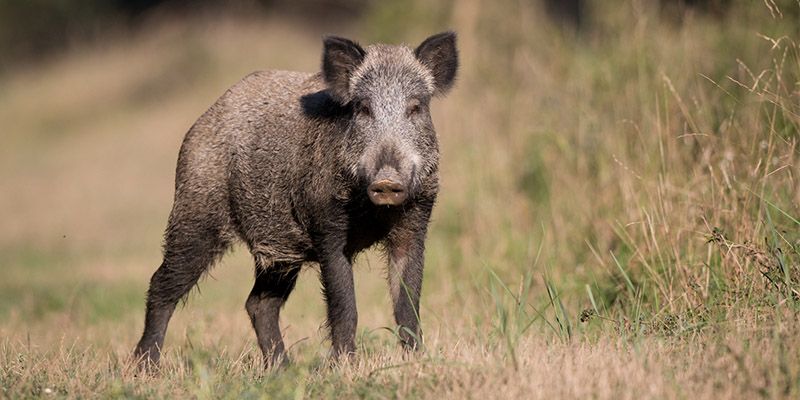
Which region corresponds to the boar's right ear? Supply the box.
[415,31,458,96]
[322,35,367,104]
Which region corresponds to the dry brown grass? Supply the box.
[2,1,800,398]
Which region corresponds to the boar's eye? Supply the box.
[406,98,422,117]
[356,101,372,118]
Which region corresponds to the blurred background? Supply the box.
[1,0,799,397]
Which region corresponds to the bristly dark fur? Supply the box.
[133,32,459,369]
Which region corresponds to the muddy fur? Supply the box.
[133,32,458,368]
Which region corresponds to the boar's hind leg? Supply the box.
[134,211,231,368]
[245,261,301,368]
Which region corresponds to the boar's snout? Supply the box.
[367,167,408,206]
[368,180,407,206]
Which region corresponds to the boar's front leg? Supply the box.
[319,241,358,359]
[386,208,431,351]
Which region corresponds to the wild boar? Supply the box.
[134,31,458,367]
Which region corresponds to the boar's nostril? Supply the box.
[367,180,407,206]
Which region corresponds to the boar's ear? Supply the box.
[415,31,458,95]
[322,35,367,104]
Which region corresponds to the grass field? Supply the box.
[2,1,800,398]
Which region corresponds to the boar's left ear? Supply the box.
[415,31,459,95]
[322,35,367,104]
